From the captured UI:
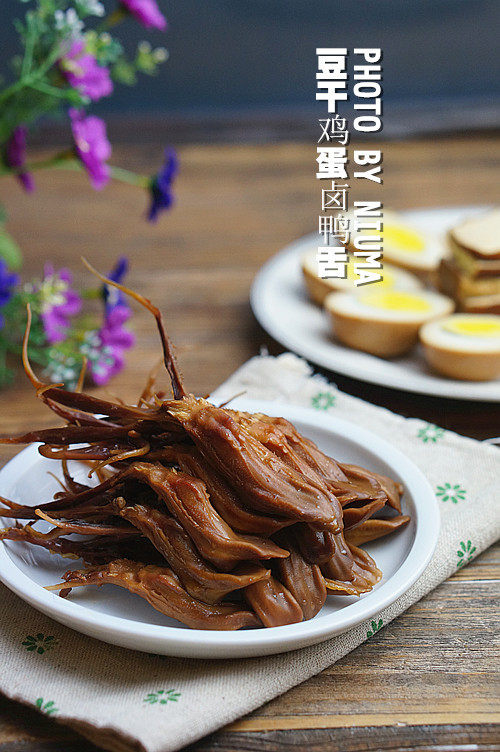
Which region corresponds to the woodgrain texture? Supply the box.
[0,134,499,751]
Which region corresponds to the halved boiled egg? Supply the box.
[420,314,500,381]
[345,208,447,283]
[301,247,422,306]
[324,289,454,358]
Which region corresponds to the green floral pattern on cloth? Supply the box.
[436,482,466,504]
[311,391,336,411]
[22,633,58,654]
[35,698,58,716]
[417,423,445,443]
[457,540,476,568]
[144,689,181,706]
[366,618,383,637]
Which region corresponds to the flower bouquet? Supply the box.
[0,0,177,388]
[0,256,135,388]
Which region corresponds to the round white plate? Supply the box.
[251,206,500,402]
[0,398,439,659]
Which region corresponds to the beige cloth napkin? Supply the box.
[1,352,499,752]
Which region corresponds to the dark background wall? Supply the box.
[2,0,499,134]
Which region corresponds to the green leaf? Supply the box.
[0,228,22,270]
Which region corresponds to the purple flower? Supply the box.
[80,258,134,385]
[102,256,128,313]
[0,260,19,328]
[148,147,178,222]
[70,109,111,190]
[5,126,35,193]
[85,305,135,385]
[39,265,82,344]
[120,0,167,29]
[60,40,113,102]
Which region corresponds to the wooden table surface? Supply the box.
[0,134,499,752]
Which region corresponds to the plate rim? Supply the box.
[250,205,500,403]
[0,399,439,658]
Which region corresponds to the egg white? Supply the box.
[302,246,423,293]
[420,314,500,354]
[325,289,454,324]
[345,208,447,273]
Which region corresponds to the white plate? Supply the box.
[251,206,500,402]
[0,398,438,659]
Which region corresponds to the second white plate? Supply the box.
[251,206,500,402]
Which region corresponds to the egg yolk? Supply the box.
[345,262,394,287]
[383,225,425,253]
[360,291,432,313]
[357,223,425,253]
[443,317,500,338]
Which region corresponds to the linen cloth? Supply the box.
[0,352,499,752]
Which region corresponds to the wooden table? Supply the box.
[0,134,499,751]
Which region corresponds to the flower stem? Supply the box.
[0,39,64,108]
[0,152,75,177]
[0,80,26,107]
[21,13,37,79]
[27,81,72,100]
[0,154,150,190]
[62,161,150,188]
[109,165,150,188]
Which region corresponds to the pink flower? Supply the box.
[70,109,111,190]
[39,265,82,344]
[120,0,167,30]
[60,40,113,102]
[84,305,135,385]
[5,126,35,192]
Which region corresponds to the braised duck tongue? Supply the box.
[274,530,327,620]
[345,515,410,546]
[54,559,261,631]
[244,575,303,627]
[114,500,271,604]
[167,398,339,530]
[114,462,290,571]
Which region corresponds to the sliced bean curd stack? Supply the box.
[0,261,410,629]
